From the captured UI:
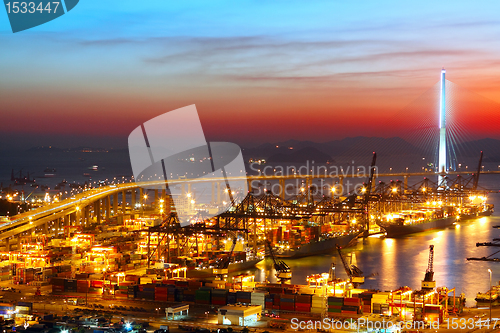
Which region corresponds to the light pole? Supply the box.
[489,268,492,323]
[143,194,148,218]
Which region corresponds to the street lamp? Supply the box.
[489,268,492,323]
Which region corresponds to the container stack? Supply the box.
[265,294,274,310]
[188,280,202,289]
[128,285,138,299]
[311,295,325,314]
[227,291,237,304]
[236,291,252,304]
[137,284,155,300]
[342,297,362,315]
[371,302,389,315]
[327,296,343,316]
[175,280,189,289]
[273,294,281,310]
[64,279,77,292]
[174,288,183,302]
[212,289,228,305]
[250,291,267,310]
[268,286,284,295]
[195,287,211,305]
[357,292,374,314]
[167,285,176,302]
[42,267,55,282]
[125,274,140,284]
[57,265,72,278]
[371,292,390,314]
[115,285,128,299]
[279,294,295,311]
[295,294,312,312]
[154,285,169,301]
[51,277,65,293]
[183,289,195,302]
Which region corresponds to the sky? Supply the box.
[1,1,500,149]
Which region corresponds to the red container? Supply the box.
[344,297,360,304]
[295,305,311,312]
[91,280,103,288]
[155,295,168,301]
[212,300,226,305]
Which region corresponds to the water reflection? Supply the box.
[239,193,500,305]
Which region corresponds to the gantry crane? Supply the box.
[336,245,364,287]
[213,237,237,280]
[266,241,292,283]
[421,245,436,291]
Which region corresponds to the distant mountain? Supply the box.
[455,138,500,162]
[317,136,422,157]
[25,146,63,152]
[267,147,332,163]
[24,146,127,153]
[242,136,423,162]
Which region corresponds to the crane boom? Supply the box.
[336,245,364,286]
[364,152,377,205]
[266,241,291,283]
[473,151,483,191]
[213,237,236,279]
[336,245,352,277]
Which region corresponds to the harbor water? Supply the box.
[249,192,500,305]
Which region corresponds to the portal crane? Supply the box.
[421,245,436,291]
[213,237,236,280]
[328,262,336,282]
[266,241,292,283]
[336,245,364,287]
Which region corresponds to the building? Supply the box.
[217,304,261,326]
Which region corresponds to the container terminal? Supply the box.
[0,151,495,332]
